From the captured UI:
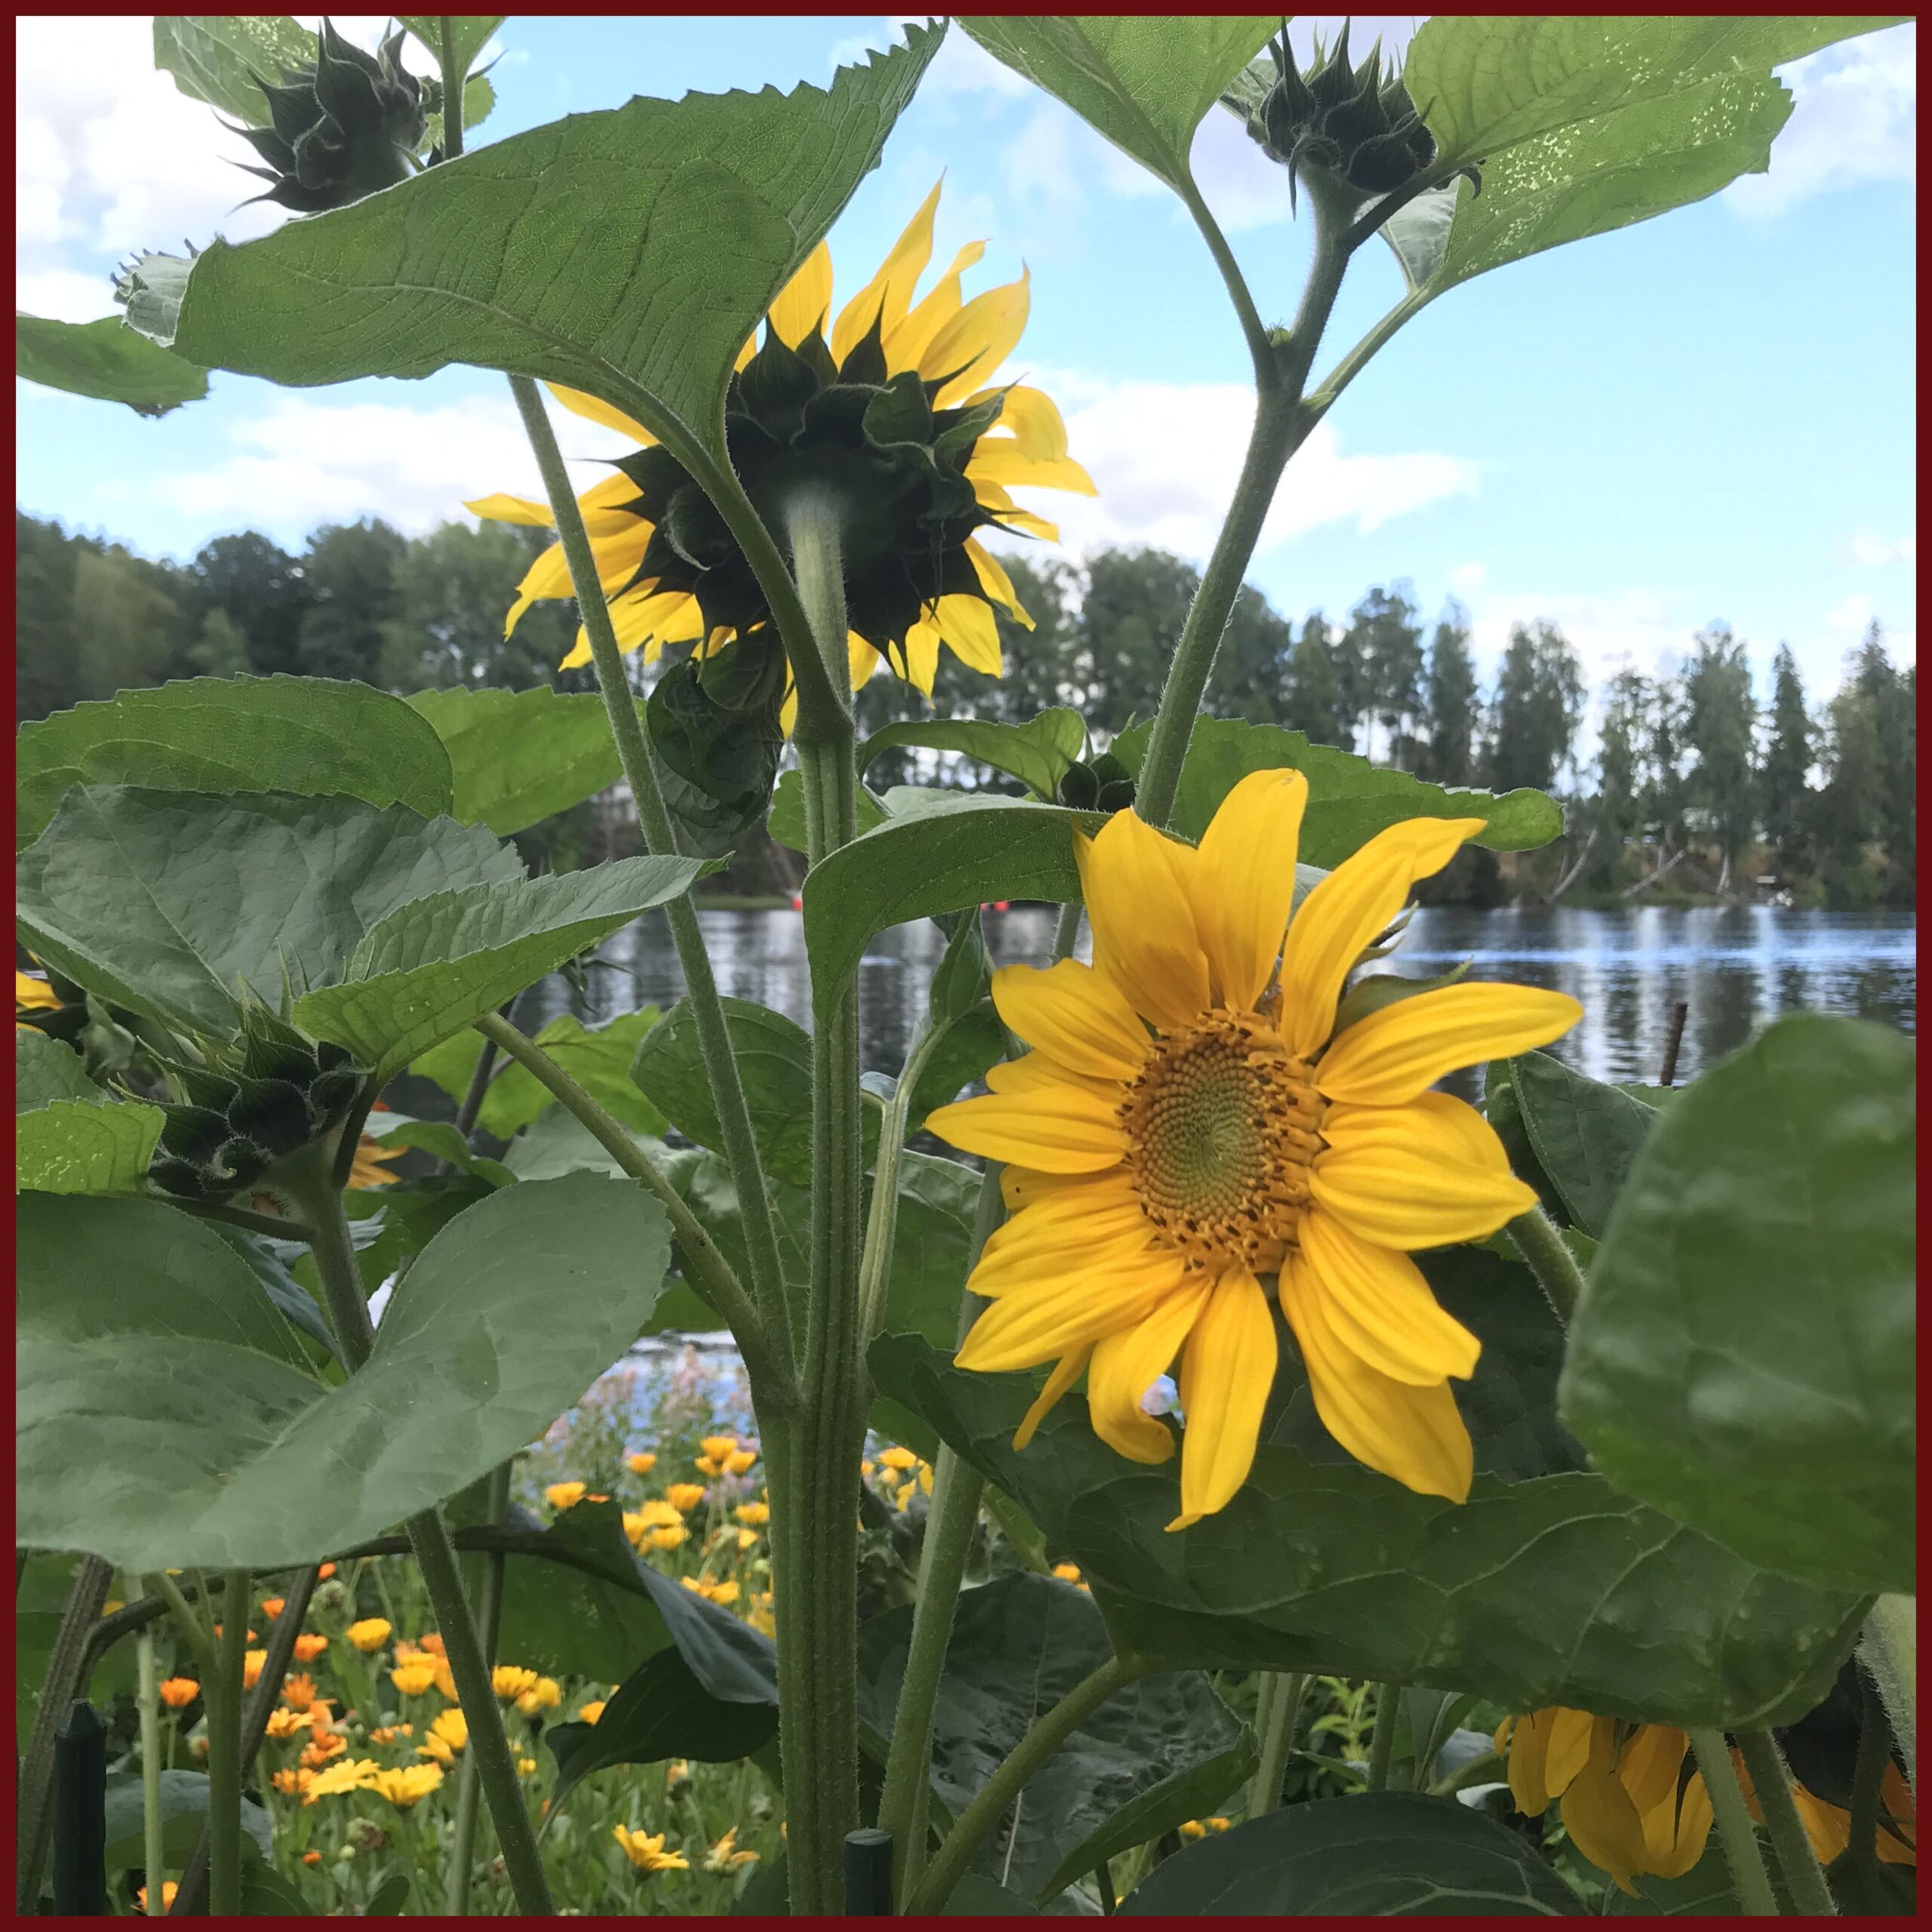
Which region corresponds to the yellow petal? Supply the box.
[964,538,1031,626]
[1317,984,1584,1105]
[832,177,943,361]
[1279,1256,1473,1500]
[1074,814,1209,1032]
[971,477,1062,540]
[966,445,1099,496]
[932,593,1003,675]
[1505,1711,1552,1817]
[976,1206,1151,1297]
[922,268,1030,406]
[466,492,554,528]
[1087,1278,1210,1464]
[983,1051,1118,1106]
[967,383,1070,463]
[1559,1762,1651,1894]
[991,959,1149,1081]
[1277,817,1486,1057]
[972,1223,1168,1307]
[1193,768,1309,1011]
[884,240,986,371]
[545,382,654,445]
[1618,1726,1687,1819]
[848,631,878,692]
[1310,1096,1534,1250]
[1171,1266,1276,1527]
[767,240,834,349]
[901,619,942,696]
[1544,1706,1598,1800]
[957,1249,1191,1373]
[1014,1346,1091,1451]
[926,1084,1128,1174]
[1649,1774,1714,1878]
[1297,1210,1480,1384]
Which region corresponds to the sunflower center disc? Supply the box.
[1118,1011,1324,1272]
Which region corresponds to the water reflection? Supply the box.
[519,903,1915,1091]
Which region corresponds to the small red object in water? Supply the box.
[993,901,1010,912]
[790,894,804,911]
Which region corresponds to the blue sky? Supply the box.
[15,15,1918,712]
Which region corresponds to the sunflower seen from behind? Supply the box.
[928,771,1582,1527]
[468,179,1093,731]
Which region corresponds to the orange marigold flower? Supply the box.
[281,1673,320,1709]
[158,1677,201,1709]
[260,1596,287,1620]
[292,1634,329,1663]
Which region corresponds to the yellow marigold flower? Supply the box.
[367,1724,411,1746]
[423,1708,469,1758]
[264,1706,309,1740]
[272,1766,313,1798]
[515,1676,562,1716]
[137,1882,178,1912]
[367,1763,444,1808]
[705,1826,761,1872]
[1733,1748,1915,1867]
[894,1481,918,1511]
[493,1666,540,1701]
[242,1649,269,1690]
[1051,1562,1082,1583]
[390,1660,439,1697]
[577,1700,607,1726]
[725,1449,759,1475]
[694,1454,720,1477]
[648,1525,688,1552]
[303,1755,380,1801]
[346,1133,403,1189]
[736,1527,758,1552]
[928,775,1582,1526]
[291,1633,329,1663]
[734,1501,771,1527]
[517,1755,537,1776]
[700,1435,739,1462]
[878,1446,919,1472]
[615,1826,691,1874]
[1497,1709,1713,1894]
[260,1596,287,1620]
[627,1451,658,1476]
[300,1734,348,1770]
[706,1580,741,1607]
[467,180,1091,724]
[748,1596,777,1638]
[666,1482,708,1515]
[418,1632,445,1655]
[666,1758,691,1792]
[158,1677,200,1709]
[15,970,59,1014]
[546,1481,588,1512]
[860,1459,876,1478]
[346,1618,392,1654]
[1177,1819,1207,1839]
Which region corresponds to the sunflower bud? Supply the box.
[229,20,426,214]
[1055,752,1137,817]
[1235,23,1472,213]
[148,999,368,1204]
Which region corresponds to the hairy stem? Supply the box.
[1366,1680,1401,1792]
[205,1569,250,1915]
[1687,1729,1778,1917]
[436,20,466,162]
[1737,1728,1837,1916]
[1506,1205,1588,1324]
[446,1459,513,1915]
[134,1583,165,1915]
[855,1019,945,1345]
[1847,1672,1890,1876]
[1860,1595,1915,1792]
[1251,1672,1309,1815]
[505,371,792,1363]
[904,1654,1143,1915]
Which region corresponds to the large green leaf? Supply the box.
[859,1572,1254,1903]
[857,709,1088,801]
[802,795,1101,1018]
[159,27,946,471]
[103,1770,272,1871]
[15,315,208,418]
[1509,1050,1660,1239]
[1561,1015,1914,1597]
[1118,1791,1581,1915]
[16,786,518,1037]
[151,15,315,125]
[403,686,625,838]
[17,676,454,851]
[958,17,1277,195]
[398,14,502,78]
[14,1033,163,1198]
[16,1176,672,1571]
[870,1249,1866,1727]
[294,854,705,1082]
[1112,717,1561,860]
[767,767,888,852]
[420,1008,666,1140]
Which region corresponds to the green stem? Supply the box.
[1251,1672,1309,1815]
[453,1024,502,1140]
[771,487,868,1917]
[983,1488,1052,1576]
[1177,174,1276,381]
[1737,1729,1837,1916]
[877,1169,1006,1905]
[904,1654,1143,1916]
[17,1553,116,1910]
[1847,1672,1889,1877]
[1506,1205,1587,1324]
[472,1011,779,1389]
[285,1158,555,1915]
[1860,1595,1915,1792]
[505,371,792,1363]
[150,1570,216,1671]
[162,1195,315,1244]
[205,1567,249,1916]
[446,1460,513,1916]
[135,1580,166,1915]
[437,19,466,162]
[1687,1729,1778,1918]
[1365,1680,1401,1792]
[1432,1747,1504,1800]
[856,1017,946,1344]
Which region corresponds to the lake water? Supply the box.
[519,904,1916,1091]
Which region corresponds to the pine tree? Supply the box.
[1488,620,1583,793]
[1418,599,1478,784]
[1758,644,1814,884]
[1348,583,1424,764]
[1583,669,1648,887]
[1287,610,1346,745]
[1682,622,1758,889]
[1854,622,1914,901]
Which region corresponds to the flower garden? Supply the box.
[14,13,1914,1920]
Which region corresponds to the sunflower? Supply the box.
[926,771,1581,1527]
[466,180,1094,728]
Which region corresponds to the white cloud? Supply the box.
[988,374,1478,564]
[1848,531,1916,568]
[1726,23,1916,217]
[1447,561,1487,597]
[15,266,122,324]
[143,389,633,544]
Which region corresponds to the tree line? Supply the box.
[15,509,1915,907]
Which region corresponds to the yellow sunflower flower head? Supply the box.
[928,773,1582,1528]
[466,180,1094,728]
[1497,1709,1712,1894]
